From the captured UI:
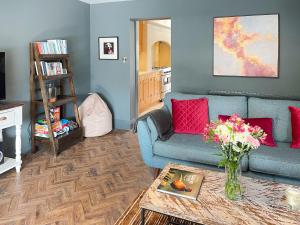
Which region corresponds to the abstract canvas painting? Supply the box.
[214,14,279,77]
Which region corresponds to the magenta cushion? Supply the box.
[218,115,277,147]
[171,98,209,135]
[289,106,300,149]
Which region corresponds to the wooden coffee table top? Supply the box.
[140,163,300,225]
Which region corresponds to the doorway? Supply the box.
[136,19,172,117]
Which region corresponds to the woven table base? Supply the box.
[114,191,197,225]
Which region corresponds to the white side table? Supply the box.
[0,103,23,174]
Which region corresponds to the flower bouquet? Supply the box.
[204,114,266,200]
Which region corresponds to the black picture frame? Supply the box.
[98,36,119,60]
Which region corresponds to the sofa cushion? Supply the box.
[248,97,300,143]
[153,133,249,171]
[164,92,247,121]
[249,142,300,179]
[171,98,209,134]
[218,115,277,147]
[289,106,300,148]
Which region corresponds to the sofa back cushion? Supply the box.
[164,92,247,121]
[248,97,300,143]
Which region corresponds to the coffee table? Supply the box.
[140,163,300,225]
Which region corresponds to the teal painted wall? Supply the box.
[90,0,300,129]
[0,0,90,154]
[1,0,300,154]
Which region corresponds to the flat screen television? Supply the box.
[0,52,5,100]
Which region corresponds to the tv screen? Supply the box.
[0,52,5,100]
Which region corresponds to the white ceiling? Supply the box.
[79,0,134,4]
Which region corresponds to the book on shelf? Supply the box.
[35,61,67,76]
[157,168,204,200]
[34,39,68,54]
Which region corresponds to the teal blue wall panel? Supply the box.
[90,0,300,129]
[0,0,90,154]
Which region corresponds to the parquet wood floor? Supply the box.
[0,131,153,225]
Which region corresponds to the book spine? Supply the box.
[62,40,67,54]
[50,63,54,75]
[57,40,61,54]
[54,41,58,54]
[40,62,44,75]
[53,62,56,75]
[55,62,59,75]
[43,62,47,76]
[59,63,63,74]
[34,61,39,76]
[45,62,50,75]
[35,43,42,54]
[48,42,53,54]
[58,40,62,54]
[53,41,58,54]
[45,42,50,54]
[42,43,47,54]
[46,41,52,54]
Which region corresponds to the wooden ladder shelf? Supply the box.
[29,42,83,155]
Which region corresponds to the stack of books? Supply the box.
[34,40,68,54]
[35,61,67,76]
[35,119,79,138]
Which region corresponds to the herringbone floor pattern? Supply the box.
[0,130,153,225]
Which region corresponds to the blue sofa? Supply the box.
[137,92,300,185]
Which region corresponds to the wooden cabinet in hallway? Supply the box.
[138,71,162,115]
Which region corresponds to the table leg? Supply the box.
[15,125,22,173]
[141,208,145,225]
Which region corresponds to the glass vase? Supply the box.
[224,160,244,201]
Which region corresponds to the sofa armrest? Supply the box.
[147,117,159,144]
[137,119,154,167]
[146,107,173,143]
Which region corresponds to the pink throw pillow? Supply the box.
[289,106,300,149]
[218,115,277,147]
[172,98,209,135]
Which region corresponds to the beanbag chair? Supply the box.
[79,93,112,137]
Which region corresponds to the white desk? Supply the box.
[0,103,23,174]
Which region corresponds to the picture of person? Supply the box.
[104,42,114,55]
[99,37,119,60]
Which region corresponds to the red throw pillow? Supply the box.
[171,98,209,135]
[289,106,300,149]
[218,115,277,147]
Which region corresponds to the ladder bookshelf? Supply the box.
[29,42,83,155]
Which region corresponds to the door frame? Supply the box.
[129,17,171,129]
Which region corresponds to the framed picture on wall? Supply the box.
[213,14,279,78]
[98,36,119,60]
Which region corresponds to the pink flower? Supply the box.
[253,125,261,132]
[248,126,254,133]
[229,114,244,125]
[213,135,220,144]
[246,135,260,148]
[260,132,267,143]
[233,124,245,133]
[220,134,230,144]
